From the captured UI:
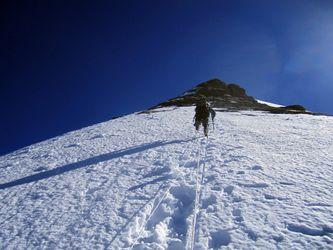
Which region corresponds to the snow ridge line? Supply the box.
[128,137,200,249]
[187,137,207,250]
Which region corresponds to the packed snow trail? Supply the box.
[127,137,202,249]
[0,107,332,249]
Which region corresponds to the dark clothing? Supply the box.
[194,102,215,137]
[195,104,210,120]
[210,108,216,121]
[194,117,209,136]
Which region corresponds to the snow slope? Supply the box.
[0,107,332,249]
[256,99,283,108]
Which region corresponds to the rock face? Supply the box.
[149,78,319,115]
[194,79,246,98]
[151,78,264,111]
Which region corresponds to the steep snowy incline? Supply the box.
[0,107,332,249]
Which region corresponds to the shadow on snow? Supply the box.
[0,138,195,190]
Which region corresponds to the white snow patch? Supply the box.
[256,99,284,107]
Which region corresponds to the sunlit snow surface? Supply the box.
[256,99,284,108]
[0,107,332,249]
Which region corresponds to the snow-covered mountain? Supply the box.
[0,80,332,249]
[151,79,316,115]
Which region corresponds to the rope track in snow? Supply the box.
[196,136,211,247]
[109,137,199,247]
[187,136,209,250]
[128,136,201,249]
[115,136,201,249]
[187,137,202,250]
[129,183,172,249]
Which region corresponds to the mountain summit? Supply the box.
[152,78,314,115]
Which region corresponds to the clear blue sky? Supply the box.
[1,0,333,155]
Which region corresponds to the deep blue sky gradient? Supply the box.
[1,0,333,155]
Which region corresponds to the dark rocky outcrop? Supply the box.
[284,105,306,111]
[150,79,260,110]
[147,78,324,115]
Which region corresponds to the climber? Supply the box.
[193,96,216,137]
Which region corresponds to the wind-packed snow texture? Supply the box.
[0,107,332,249]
